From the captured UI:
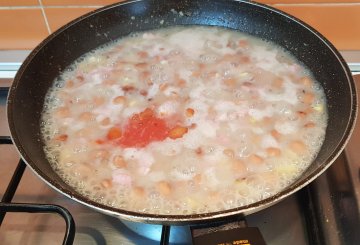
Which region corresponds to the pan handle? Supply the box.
[190,216,267,245]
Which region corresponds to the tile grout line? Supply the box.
[38,0,51,34]
[0,6,104,10]
[2,3,360,9]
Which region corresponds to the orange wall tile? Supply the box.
[0,0,38,6]
[0,1,360,51]
[42,0,122,6]
[0,9,49,50]
[273,4,360,50]
[45,7,97,32]
[257,0,360,3]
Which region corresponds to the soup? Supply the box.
[41,26,327,215]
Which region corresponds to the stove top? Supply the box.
[0,59,359,244]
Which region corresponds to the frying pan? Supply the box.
[7,0,357,225]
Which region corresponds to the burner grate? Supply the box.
[0,136,76,245]
[0,133,171,245]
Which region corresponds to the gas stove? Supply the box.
[0,51,360,245]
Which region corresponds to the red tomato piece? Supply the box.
[119,108,169,147]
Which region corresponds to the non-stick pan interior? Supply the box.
[7,0,357,223]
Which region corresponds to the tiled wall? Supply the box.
[0,0,360,50]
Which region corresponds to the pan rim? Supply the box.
[6,0,358,224]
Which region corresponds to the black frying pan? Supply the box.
[7,0,357,225]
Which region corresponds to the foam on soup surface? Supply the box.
[41,26,327,215]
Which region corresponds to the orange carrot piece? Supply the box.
[55,134,68,141]
[185,108,195,117]
[169,126,188,139]
[107,127,122,140]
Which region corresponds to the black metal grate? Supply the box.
[0,134,171,245]
[0,136,76,245]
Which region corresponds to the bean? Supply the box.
[193,174,202,185]
[148,82,155,90]
[135,62,148,69]
[289,140,307,154]
[76,127,92,137]
[55,107,70,118]
[301,92,315,104]
[232,159,246,173]
[137,51,149,58]
[195,147,203,156]
[139,108,154,120]
[207,106,217,119]
[271,78,283,90]
[159,83,168,91]
[76,75,84,82]
[100,117,111,126]
[177,78,186,87]
[223,148,235,158]
[72,164,92,178]
[113,155,127,168]
[242,81,253,87]
[300,76,313,87]
[209,68,219,76]
[191,70,201,78]
[238,39,248,48]
[133,186,145,197]
[240,56,250,63]
[79,112,94,121]
[113,96,126,104]
[103,79,116,85]
[156,181,171,196]
[95,139,105,145]
[266,147,281,157]
[170,91,179,99]
[297,111,307,119]
[262,116,273,125]
[58,92,71,101]
[219,54,237,63]
[101,179,112,189]
[153,55,161,62]
[209,40,222,49]
[248,154,264,164]
[122,85,136,93]
[93,96,105,106]
[65,80,74,88]
[140,90,148,96]
[114,61,126,69]
[189,123,197,129]
[141,70,150,79]
[209,191,220,200]
[235,99,243,105]
[304,122,316,128]
[223,78,236,87]
[271,129,282,141]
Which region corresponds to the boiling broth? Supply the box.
[41,26,327,215]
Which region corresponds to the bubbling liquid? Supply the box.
[41,26,328,215]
